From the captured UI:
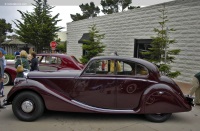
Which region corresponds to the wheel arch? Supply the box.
[4,67,17,84]
[7,89,47,110]
[139,83,191,114]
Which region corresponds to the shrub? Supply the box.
[5,54,15,59]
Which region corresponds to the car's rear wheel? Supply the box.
[12,91,44,121]
[145,113,172,122]
[3,72,10,86]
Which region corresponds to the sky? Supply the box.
[0,0,174,31]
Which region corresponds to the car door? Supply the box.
[115,60,154,110]
[72,59,118,109]
[38,55,61,71]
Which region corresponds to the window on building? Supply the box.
[78,33,90,57]
[134,39,152,59]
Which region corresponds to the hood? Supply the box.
[27,70,82,78]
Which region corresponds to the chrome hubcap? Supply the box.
[3,73,9,85]
[21,100,34,113]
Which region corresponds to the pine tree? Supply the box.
[0,19,12,45]
[70,2,100,21]
[80,25,105,64]
[14,0,63,53]
[70,13,88,22]
[101,0,138,14]
[56,41,67,53]
[142,5,181,78]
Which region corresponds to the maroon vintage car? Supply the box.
[3,56,193,122]
[3,53,84,85]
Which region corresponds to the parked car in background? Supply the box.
[3,56,193,122]
[3,53,84,85]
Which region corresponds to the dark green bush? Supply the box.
[5,54,15,59]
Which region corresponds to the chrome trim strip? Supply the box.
[29,77,74,79]
[71,100,135,113]
[29,76,157,84]
[80,77,158,83]
[44,88,137,113]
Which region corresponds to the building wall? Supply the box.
[56,31,67,42]
[67,0,200,82]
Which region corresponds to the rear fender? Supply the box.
[139,84,192,114]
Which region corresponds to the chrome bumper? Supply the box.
[185,95,194,107]
[0,99,6,108]
[0,99,8,107]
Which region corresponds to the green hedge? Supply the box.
[5,54,15,59]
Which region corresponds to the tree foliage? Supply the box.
[70,2,100,21]
[80,25,105,64]
[7,34,19,40]
[128,5,140,10]
[142,5,181,78]
[101,0,139,14]
[56,41,67,53]
[14,0,63,53]
[0,19,12,44]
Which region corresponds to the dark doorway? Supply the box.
[78,33,90,56]
[134,39,152,58]
[78,33,90,44]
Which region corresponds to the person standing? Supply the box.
[188,72,200,105]
[27,54,32,64]
[0,51,5,97]
[14,51,20,60]
[30,51,39,71]
[15,50,30,78]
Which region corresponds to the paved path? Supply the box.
[0,84,199,131]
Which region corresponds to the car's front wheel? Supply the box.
[145,113,172,122]
[12,91,44,121]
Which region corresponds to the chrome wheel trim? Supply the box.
[21,100,34,113]
[3,73,10,85]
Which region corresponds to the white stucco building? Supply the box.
[67,0,200,82]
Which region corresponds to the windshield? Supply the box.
[71,56,81,63]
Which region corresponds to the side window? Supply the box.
[84,60,109,75]
[136,64,148,76]
[50,57,56,64]
[123,63,132,72]
[117,60,149,76]
[57,57,61,64]
[49,56,61,64]
[37,56,42,63]
[40,56,50,64]
[117,61,135,75]
[84,60,98,74]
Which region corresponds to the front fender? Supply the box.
[7,79,49,103]
[5,67,17,83]
[6,79,71,106]
[139,84,192,114]
[6,79,87,112]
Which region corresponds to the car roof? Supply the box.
[91,56,153,65]
[90,56,159,74]
[37,53,70,57]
